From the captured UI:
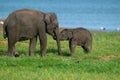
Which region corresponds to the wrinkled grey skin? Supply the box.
[3,9,61,57]
[59,28,92,56]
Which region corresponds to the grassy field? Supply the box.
[0,31,120,80]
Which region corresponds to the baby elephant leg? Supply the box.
[82,42,91,53]
[69,40,76,56]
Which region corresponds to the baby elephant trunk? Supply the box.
[54,34,65,41]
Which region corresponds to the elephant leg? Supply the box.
[82,46,87,53]
[69,40,76,56]
[13,45,19,57]
[82,42,91,53]
[8,39,16,57]
[29,37,37,56]
[39,35,47,56]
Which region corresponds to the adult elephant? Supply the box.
[3,9,61,57]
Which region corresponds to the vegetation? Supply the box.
[0,31,120,80]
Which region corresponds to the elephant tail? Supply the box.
[3,19,8,39]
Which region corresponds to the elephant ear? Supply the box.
[64,29,73,40]
[68,30,73,39]
[45,13,58,25]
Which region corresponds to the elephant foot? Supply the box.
[58,50,62,55]
[83,49,90,54]
[14,52,20,57]
[41,54,45,57]
[70,52,74,56]
[29,53,35,57]
[8,53,14,57]
[58,53,62,56]
[40,52,46,57]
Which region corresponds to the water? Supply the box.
[0,0,120,31]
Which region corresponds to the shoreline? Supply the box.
[0,18,119,32]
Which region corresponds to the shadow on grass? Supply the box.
[62,51,71,56]
[0,48,71,57]
[0,51,7,56]
[35,47,70,56]
[47,48,58,54]
[47,48,71,56]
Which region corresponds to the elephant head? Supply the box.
[44,13,61,55]
[59,29,73,40]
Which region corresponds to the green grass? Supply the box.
[0,31,120,80]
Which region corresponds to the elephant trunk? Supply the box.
[55,29,62,55]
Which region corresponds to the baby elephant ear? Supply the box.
[45,14,51,24]
[63,29,73,39]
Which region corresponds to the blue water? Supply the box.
[0,0,120,31]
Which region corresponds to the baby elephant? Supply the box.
[59,28,92,56]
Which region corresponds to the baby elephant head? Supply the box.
[59,29,73,40]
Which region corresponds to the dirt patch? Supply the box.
[0,18,5,33]
[0,40,7,45]
[99,55,120,61]
[0,24,3,33]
